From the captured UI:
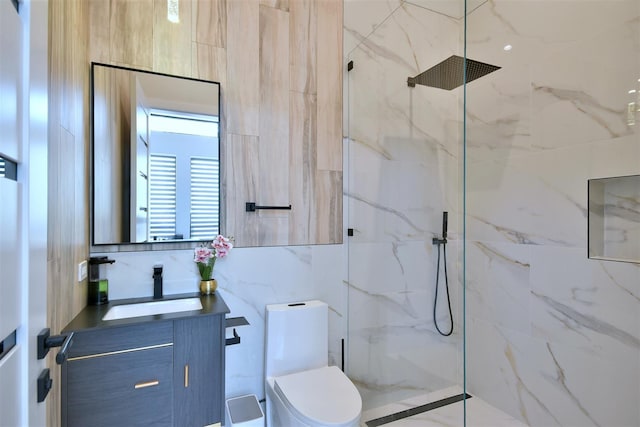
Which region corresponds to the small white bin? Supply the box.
[225,394,264,427]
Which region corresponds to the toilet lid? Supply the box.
[274,366,362,426]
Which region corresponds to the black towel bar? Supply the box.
[245,202,292,212]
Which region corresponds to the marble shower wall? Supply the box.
[345,2,464,410]
[465,1,640,426]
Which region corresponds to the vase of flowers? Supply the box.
[194,235,233,295]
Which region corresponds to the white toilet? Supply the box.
[265,300,362,427]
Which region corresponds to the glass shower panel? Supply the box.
[345,0,465,416]
[464,0,640,426]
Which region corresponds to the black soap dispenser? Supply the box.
[88,257,115,305]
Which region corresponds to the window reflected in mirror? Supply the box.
[91,63,220,246]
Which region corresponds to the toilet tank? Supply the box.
[265,300,328,378]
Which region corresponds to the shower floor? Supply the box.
[361,386,528,427]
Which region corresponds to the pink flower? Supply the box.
[212,235,233,258]
[194,246,213,263]
[194,236,233,280]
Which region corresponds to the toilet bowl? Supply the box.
[265,300,362,427]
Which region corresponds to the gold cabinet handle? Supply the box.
[134,380,159,389]
[184,364,189,388]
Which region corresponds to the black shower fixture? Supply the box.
[408,55,501,90]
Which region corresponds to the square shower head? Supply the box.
[408,55,501,90]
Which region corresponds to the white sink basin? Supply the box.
[102,297,203,321]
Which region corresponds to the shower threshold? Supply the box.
[364,393,472,426]
[360,385,529,427]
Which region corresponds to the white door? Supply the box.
[0,0,48,425]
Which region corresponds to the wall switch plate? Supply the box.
[77,260,88,282]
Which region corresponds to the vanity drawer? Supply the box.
[68,321,173,358]
[65,345,173,427]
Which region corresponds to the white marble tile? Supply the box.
[529,246,640,354]
[466,242,532,334]
[468,317,640,427]
[466,148,590,247]
[344,0,401,57]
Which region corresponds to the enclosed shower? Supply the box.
[345,0,640,426]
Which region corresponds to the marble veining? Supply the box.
[532,292,640,350]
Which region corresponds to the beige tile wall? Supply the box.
[88,0,343,247]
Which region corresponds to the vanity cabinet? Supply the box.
[62,314,225,427]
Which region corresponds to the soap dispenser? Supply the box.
[88,256,115,305]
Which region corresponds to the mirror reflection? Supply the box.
[91,63,220,246]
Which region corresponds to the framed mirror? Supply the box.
[91,63,221,248]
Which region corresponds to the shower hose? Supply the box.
[434,240,453,336]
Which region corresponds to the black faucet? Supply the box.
[153,265,163,299]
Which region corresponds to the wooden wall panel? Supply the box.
[289,91,317,245]
[110,0,153,69]
[48,0,90,425]
[259,6,290,204]
[289,0,316,94]
[316,0,343,172]
[226,0,260,136]
[87,0,343,248]
[153,0,192,76]
[225,134,260,244]
[193,0,226,48]
[89,0,110,63]
[260,0,289,11]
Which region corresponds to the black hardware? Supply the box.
[347,60,354,71]
[0,156,18,181]
[245,202,292,212]
[225,329,241,346]
[407,77,416,88]
[37,369,53,403]
[89,256,115,266]
[287,302,305,307]
[153,264,163,299]
[225,316,249,346]
[341,338,345,372]
[0,330,16,362]
[225,316,250,328]
[37,329,75,365]
[432,211,448,245]
[347,228,354,237]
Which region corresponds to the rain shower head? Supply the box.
[407,55,501,90]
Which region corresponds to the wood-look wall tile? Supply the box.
[260,0,289,12]
[193,0,226,48]
[192,42,227,84]
[316,0,343,172]
[88,0,110,63]
[313,170,343,244]
[290,0,316,94]
[153,0,192,76]
[225,133,260,246]
[226,0,260,136]
[259,5,291,209]
[258,215,290,246]
[109,0,153,69]
[289,91,317,244]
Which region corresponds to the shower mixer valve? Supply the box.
[432,211,448,245]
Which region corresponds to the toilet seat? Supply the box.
[273,366,362,426]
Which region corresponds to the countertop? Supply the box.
[62,292,230,333]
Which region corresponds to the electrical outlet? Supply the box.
[77,260,88,282]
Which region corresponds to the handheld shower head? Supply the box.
[442,211,448,240]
